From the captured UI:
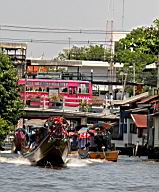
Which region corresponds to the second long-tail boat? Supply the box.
[78,122,119,162]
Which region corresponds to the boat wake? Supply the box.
[0,151,112,168]
[66,157,111,167]
[0,150,32,166]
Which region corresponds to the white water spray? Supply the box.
[0,150,32,165]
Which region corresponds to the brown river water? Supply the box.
[0,151,159,192]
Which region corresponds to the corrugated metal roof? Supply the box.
[131,114,147,128]
[137,95,159,104]
[0,42,27,49]
[112,92,149,106]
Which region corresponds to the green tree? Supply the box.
[115,18,159,89]
[56,45,111,61]
[0,51,24,145]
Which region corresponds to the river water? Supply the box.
[0,151,159,192]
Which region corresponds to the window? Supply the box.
[46,87,49,92]
[59,82,67,87]
[34,82,40,86]
[61,87,68,93]
[69,88,72,94]
[68,87,77,95]
[26,81,33,86]
[79,83,89,94]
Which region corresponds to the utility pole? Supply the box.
[68,37,71,60]
[104,20,109,61]
[24,60,27,106]
[130,47,136,96]
[133,62,136,96]
[121,72,128,100]
[106,20,114,95]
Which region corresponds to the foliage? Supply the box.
[115,18,159,89]
[56,45,111,62]
[49,94,63,102]
[153,18,159,29]
[79,99,90,112]
[0,118,13,144]
[0,51,24,141]
[90,96,104,106]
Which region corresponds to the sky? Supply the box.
[0,0,158,58]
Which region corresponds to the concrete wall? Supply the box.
[154,116,159,147]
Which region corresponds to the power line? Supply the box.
[0,37,116,45]
[0,24,130,35]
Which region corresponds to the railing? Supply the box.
[25,96,110,113]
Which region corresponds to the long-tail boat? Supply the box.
[78,122,119,162]
[12,116,70,167]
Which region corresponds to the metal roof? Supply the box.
[27,58,123,68]
[0,42,27,49]
[111,92,149,106]
[131,114,147,128]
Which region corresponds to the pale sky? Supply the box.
[0,0,158,58]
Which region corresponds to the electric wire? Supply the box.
[0,37,115,45]
[0,24,130,35]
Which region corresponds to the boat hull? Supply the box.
[88,151,119,162]
[23,136,70,167]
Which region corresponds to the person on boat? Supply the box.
[87,130,97,151]
[14,127,29,153]
[48,117,68,139]
[97,127,111,151]
[94,128,103,152]
[29,129,40,150]
[71,133,78,151]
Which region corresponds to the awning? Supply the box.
[131,114,147,128]
[25,119,47,126]
[78,127,89,134]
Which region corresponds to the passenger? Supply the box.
[87,131,97,151]
[94,128,103,151]
[29,129,40,150]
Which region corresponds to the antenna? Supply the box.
[104,20,109,61]
[109,20,114,94]
[122,0,125,30]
